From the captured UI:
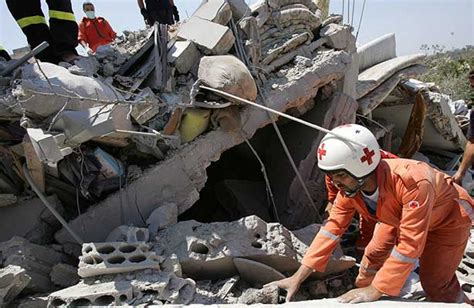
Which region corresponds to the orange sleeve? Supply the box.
[325,175,338,203]
[78,21,87,43]
[301,194,355,272]
[371,180,434,296]
[105,20,116,40]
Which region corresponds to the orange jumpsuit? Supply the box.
[325,150,398,253]
[78,17,116,52]
[305,158,473,302]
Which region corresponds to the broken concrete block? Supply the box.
[52,105,133,145]
[78,242,162,278]
[131,87,161,125]
[0,265,31,306]
[357,33,396,73]
[168,41,201,74]
[198,55,257,102]
[146,203,178,235]
[0,237,66,293]
[68,56,99,77]
[161,254,183,277]
[106,226,150,243]
[27,128,72,165]
[177,17,235,55]
[48,281,133,307]
[237,285,279,304]
[194,0,232,25]
[154,216,305,280]
[0,195,64,244]
[12,62,123,118]
[233,258,285,286]
[50,264,80,288]
[129,270,196,305]
[320,24,355,51]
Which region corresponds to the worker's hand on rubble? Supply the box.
[140,8,151,26]
[264,277,301,302]
[453,170,465,185]
[85,47,94,56]
[173,5,180,22]
[338,285,383,304]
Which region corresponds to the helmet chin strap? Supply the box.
[342,177,367,198]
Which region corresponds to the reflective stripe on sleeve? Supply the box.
[49,10,76,22]
[457,198,474,221]
[17,16,47,28]
[319,228,339,241]
[391,248,418,264]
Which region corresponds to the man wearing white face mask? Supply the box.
[78,1,116,55]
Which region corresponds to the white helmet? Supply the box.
[317,124,381,179]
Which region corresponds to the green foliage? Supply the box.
[419,45,474,103]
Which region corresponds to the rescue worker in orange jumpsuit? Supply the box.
[78,1,117,54]
[6,0,78,64]
[266,124,473,304]
[325,149,398,257]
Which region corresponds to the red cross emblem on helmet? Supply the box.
[360,147,375,165]
[408,201,420,209]
[318,143,327,160]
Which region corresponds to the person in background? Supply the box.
[0,45,11,61]
[137,0,180,26]
[453,70,474,185]
[6,0,78,64]
[78,1,117,55]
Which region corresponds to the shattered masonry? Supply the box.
[0,0,472,306]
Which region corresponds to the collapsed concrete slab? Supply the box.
[0,265,31,306]
[177,17,235,55]
[357,33,396,73]
[356,54,426,99]
[55,50,351,244]
[153,215,355,280]
[358,64,428,115]
[0,237,66,293]
[0,195,64,244]
[78,242,162,278]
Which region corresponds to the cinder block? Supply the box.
[177,17,235,55]
[106,226,150,243]
[48,281,133,307]
[78,242,162,278]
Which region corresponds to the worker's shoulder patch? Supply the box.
[407,200,421,210]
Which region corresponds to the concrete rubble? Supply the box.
[0,0,472,306]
